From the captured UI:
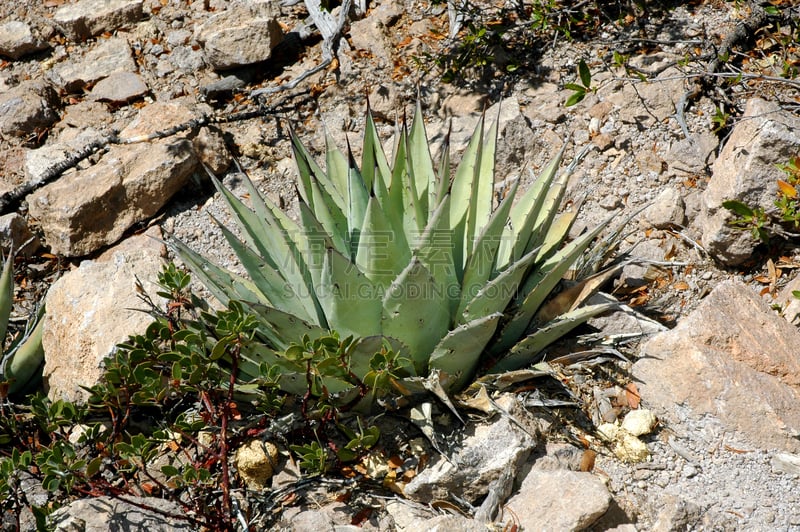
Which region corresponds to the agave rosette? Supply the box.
[169,103,617,393]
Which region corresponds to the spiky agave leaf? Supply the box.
[170,102,620,395]
[0,249,46,396]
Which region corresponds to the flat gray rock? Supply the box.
[88,71,148,103]
[53,0,143,41]
[50,37,135,92]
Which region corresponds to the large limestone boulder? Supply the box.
[633,280,800,452]
[43,229,166,403]
[28,102,201,257]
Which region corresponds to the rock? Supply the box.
[621,409,657,437]
[495,113,538,178]
[697,98,800,265]
[50,37,136,92]
[417,514,486,531]
[633,280,800,452]
[53,0,144,41]
[643,187,685,229]
[521,82,566,123]
[88,71,148,103]
[604,66,685,127]
[29,102,203,256]
[43,228,166,403]
[190,125,230,174]
[289,510,335,531]
[0,21,49,59]
[384,501,436,531]
[650,494,703,532]
[441,95,520,153]
[0,147,28,198]
[666,131,718,175]
[195,1,283,70]
[635,149,665,176]
[58,100,114,131]
[165,45,206,74]
[776,275,800,326]
[349,17,393,66]
[0,213,39,257]
[283,499,388,531]
[593,132,615,151]
[597,423,650,463]
[403,413,535,503]
[29,138,196,256]
[48,495,192,531]
[367,82,404,120]
[118,101,194,140]
[618,239,665,288]
[200,75,247,100]
[371,1,403,26]
[235,439,279,490]
[24,128,109,184]
[505,469,612,531]
[771,452,800,475]
[359,499,476,531]
[439,90,488,119]
[123,99,229,172]
[0,80,60,138]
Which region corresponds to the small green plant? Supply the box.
[0,265,291,530]
[565,59,594,106]
[290,440,328,475]
[711,104,731,133]
[722,200,770,242]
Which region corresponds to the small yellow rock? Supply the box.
[235,440,279,490]
[597,423,620,442]
[597,422,650,463]
[621,408,657,437]
[613,431,650,463]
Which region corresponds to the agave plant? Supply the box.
[0,248,45,398]
[169,103,617,393]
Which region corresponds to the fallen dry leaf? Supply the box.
[580,449,597,472]
[777,179,797,198]
[625,382,641,409]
